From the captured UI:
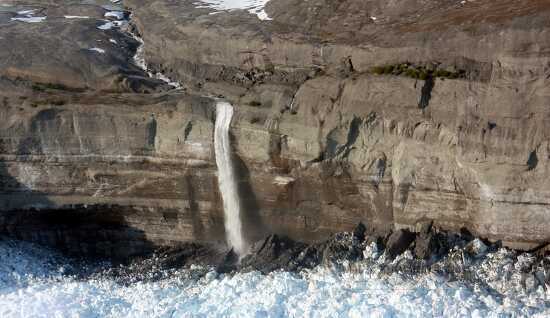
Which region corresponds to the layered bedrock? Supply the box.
[124,0,550,250]
[0,0,549,255]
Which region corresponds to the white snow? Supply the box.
[64,15,90,19]
[131,32,182,89]
[109,38,118,44]
[11,16,46,23]
[16,10,35,15]
[104,11,125,20]
[256,9,272,21]
[11,10,46,23]
[0,239,549,318]
[88,47,106,54]
[97,20,124,30]
[197,0,273,20]
[97,21,114,30]
[274,176,295,185]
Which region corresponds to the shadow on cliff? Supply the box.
[231,149,269,247]
[184,173,207,241]
[0,159,156,264]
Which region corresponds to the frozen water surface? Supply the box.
[0,239,549,318]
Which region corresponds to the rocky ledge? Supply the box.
[0,0,549,259]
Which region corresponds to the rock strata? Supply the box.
[123,0,550,250]
[0,0,549,257]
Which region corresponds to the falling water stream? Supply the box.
[214,101,247,256]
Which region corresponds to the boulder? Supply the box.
[413,222,445,260]
[239,234,309,273]
[386,229,416,259]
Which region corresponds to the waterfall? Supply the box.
[214,101,247,256]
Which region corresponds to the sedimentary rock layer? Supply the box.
[1,0,549,255]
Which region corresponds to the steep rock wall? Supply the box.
[123,0,550,249]
[0,0,549,255]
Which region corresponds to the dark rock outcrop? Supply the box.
[413,222,446,260]
[385,229,416,259]
[240,234,310,273]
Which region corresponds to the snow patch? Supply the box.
[17,10,36,15]
[97,21,114,30]
[97,20,124,30]
[88,47,106,54]
[64,15,90,19]
[104,11,125,20]
[11,16,46,23]
[198,0,273,20]
[130,31,182,89]
[11,10,46,23]
[274,176,295,185]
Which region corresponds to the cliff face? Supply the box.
[1,0,549,256]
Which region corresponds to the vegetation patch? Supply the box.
[370,63,466,80]
[30,82,85,93]
[30,98,66,107]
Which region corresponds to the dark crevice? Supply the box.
[146,114,157,149]
[527,150,538,171]
[183,121,193,140]
[418,75,435,109]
